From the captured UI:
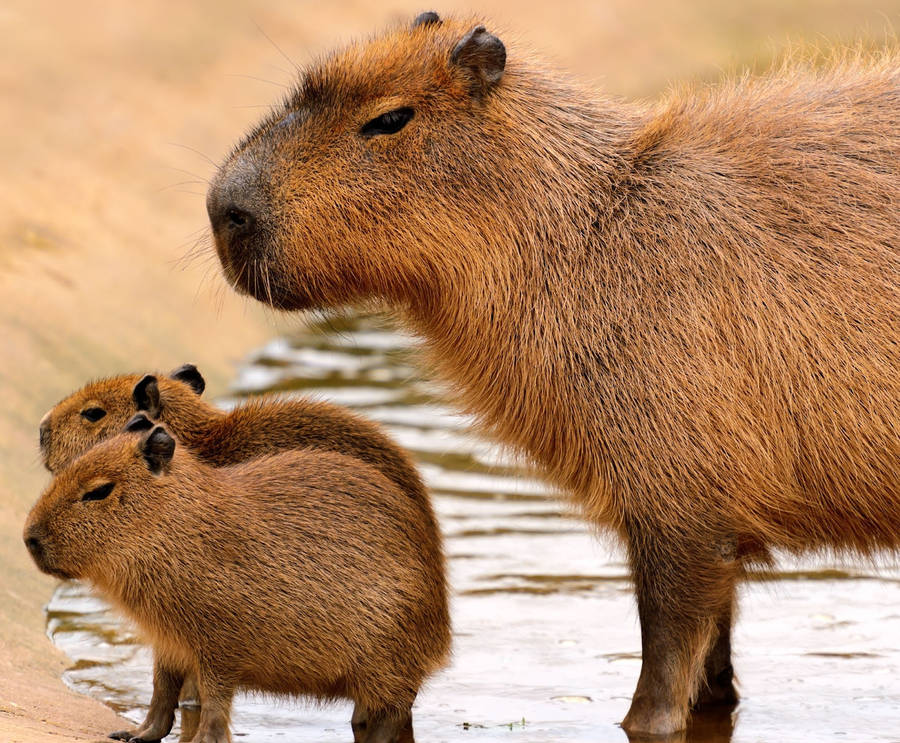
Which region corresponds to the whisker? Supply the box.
[163,166,212,184]
[253,19,301,73]
[226,73,288,89]
[156,180,208,194]
[167,142,219,168]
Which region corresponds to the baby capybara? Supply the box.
[24,422,449,743]
[206,12,900,736]
[39,364,438,731]
[40,364,427,516]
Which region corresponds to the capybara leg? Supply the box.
[180,673,201,705]
[110,660,183,742]
[621,528,736,738]
[189,675,234,743]
[351,703,369,743]
[178,674,202,742]
[693,606,739,710]
[362,708,414,743]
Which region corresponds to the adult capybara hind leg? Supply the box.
[622,524,739,737]
[360,709,414,743]
[188,672,234,743]
[693,608,739,710]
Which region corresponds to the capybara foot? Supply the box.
[109,732,137,741]
[622,696,687,738]
[692,664,739,710]
[109,726,168,743]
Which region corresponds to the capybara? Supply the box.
[40,364,427,516]
[24,422,449,743]
[39,364,437,727]
[205,12,900,736]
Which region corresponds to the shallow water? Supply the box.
[47,315,900,742]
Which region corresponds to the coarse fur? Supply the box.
[25,427,449,743]
[206,14,900,737]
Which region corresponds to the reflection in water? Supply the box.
[47,315,900,742]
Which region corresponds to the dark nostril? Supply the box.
[224,205,255,235]
[25,536,42,559]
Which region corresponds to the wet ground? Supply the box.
[46,315,900,742]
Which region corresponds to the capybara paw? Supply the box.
[109,732,136,741]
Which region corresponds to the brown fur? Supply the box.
[40,370,428,517]
[25,426,449,743]
[207,14,900,736]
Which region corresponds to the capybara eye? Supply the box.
[81,482,114,502]
[360,107,415,137]
[81,407,107,423]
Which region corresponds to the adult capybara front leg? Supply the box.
[621,528,738,737]
[110,660,183,742]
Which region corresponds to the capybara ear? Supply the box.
[170,363,206,396]
[450,25,506,96]
[412,11,440,28]
[124,413,154,433]
[132,375,161,416]
[141,426,175,475]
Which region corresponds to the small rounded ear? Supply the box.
[142,426,175,475]
[132,375,161,417]
[412,11,440,28]
[124,413,154,433]
[450,25,506,96]
[170,363,205,396]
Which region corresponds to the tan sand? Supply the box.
[1,0,896,740]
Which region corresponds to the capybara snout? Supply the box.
[207,16,512,313]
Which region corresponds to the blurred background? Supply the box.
[1,2,898,742]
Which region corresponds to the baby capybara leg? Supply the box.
[109,660,183,742]
[621,527,737,737]
[693,606,739,710]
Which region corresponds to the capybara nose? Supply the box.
[211,202,257,240]
[25,534,43,562]
[39,412,51,454]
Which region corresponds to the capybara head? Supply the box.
[24,424,177,581]
[40,364,207,473]
[207,13,523,311]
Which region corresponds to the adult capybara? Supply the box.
[40,364,427,517]
[205,12,900,736]
[24,421,449,743]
